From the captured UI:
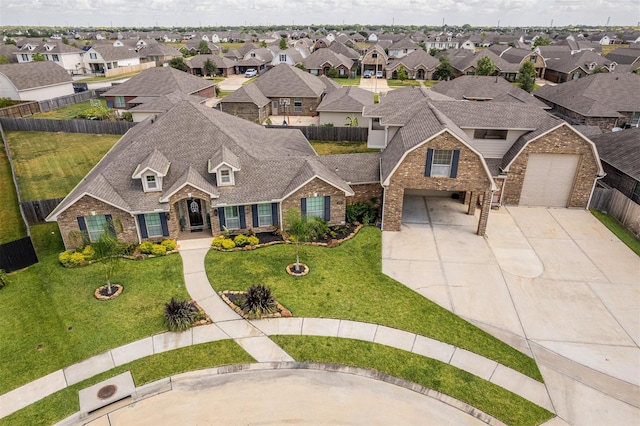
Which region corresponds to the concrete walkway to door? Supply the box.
[382,195,640,425]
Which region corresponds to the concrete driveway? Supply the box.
[382,196,640,425]
[359,75,389,93]
[216,74,248,91]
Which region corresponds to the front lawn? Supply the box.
[205,226,542,381]
[0,141,26,243]
[591,209,640,256]
[5,131,119,201]
[274,336,554,426]
[332,77,361,86]
[30,99,108,120]
[0,223,190,395]
[387,79,421,87]
[309,141,378,155]
[76,71,142,82]
[2,340,254,426]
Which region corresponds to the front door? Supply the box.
[187,198,204,227]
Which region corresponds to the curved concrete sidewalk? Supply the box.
[0,237,554,420]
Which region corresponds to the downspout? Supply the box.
[132,213,142,243]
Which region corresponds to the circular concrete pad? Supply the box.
[100,369,490,425]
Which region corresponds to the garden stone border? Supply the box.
[94,284,123,300]
[218,291,292,319]
[286,263,309,277]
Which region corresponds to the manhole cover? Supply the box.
[97,384,117,399]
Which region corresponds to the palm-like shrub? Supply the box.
[163,298,199,332]
[241,285,278,319]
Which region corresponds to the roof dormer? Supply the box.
[44,44,54,51]
[132,149,171,192]
[208,146,240,187]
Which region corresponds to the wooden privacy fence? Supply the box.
[0,117,136,135]
[20,198,64,225]
[0,237,38,273]
[0,101,41,118]
[264,125,368,142]
[590,186,640,238]
[38,90,99,112]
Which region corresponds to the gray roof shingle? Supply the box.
[316,86,374,112]
[0,61,72,90]
[255,63,326,98]
[590,128,640,180]
[102,67,215,97]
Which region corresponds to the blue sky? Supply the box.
[1,0,638,28]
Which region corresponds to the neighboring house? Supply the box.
[423,34,460,51]
[590,128,640,204]
[269,48,305,67]
[361,44,388,76]
[385,49,439,80]
[534,73,640,131]
[443,49,520,81]
[430,75,550,108]
[221,64,329,119]
[127,90,207,122]
[541,50,618,83]
[316,86,374,127]
[328,41,360,62]
[303,48,354,77]
[101,67,216,109]
[218,84,271,123]
[15,41,85,74]
[0,44,19,63]
[489,45,547,78]
[605,47,640,72]
[83,45,140,73]
[137,42,182,66]
[46,101,367,249]
[362,87,603,234]
[0,61,74,101]
[186,54,236,76]
[184,40,220,55]
[387,37,419,59]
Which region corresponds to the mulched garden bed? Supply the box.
[255,232,284,245]
[315,223,358,244]
[219,290,292,319]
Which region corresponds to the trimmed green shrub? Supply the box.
[242,284,278,319]
[212,235,226,248]
[234,234,249,247]
[247,235,259,246]
[59,250,85,267]
[0,269,7,290]
[221,239,236,250]
[163,298,199,332]
[346,201,378,225]
[82,245,95,260]
[139,241,154,254]
[161,239,177,251]
[151,244,167,256]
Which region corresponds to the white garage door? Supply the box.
[520,154,580,207]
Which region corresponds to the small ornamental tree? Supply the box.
[476,56,496,76]
[517,61,537,93]
[32,52,45,62]
[285,208,328,273]
[397,64,408,81]
[92,219,123,295]
[203,58,215,76]
[168,56,188,71]
[433,56,455,81]
[533,37,551,48]
[198,40,211,54]
[326,66,339,78]
[279,37,288,50]
[345,115,359,127]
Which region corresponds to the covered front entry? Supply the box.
[519,154,580,207]
[177,198,211,234]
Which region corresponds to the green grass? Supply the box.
[591,209,640,256]
[0,223,190,395]
[77,71,142,82]
[30,99,108,120]
[422,80,439,88]
[332,77,361,86]
[274,336,554,426]
[5,131,119,201]
[1,340,254,426]
[387,79,421,87]
[219,42,247,51]
[309,141,379,155]
[205,227,542,381]
[218,90,234,98]
[0,140,26,243]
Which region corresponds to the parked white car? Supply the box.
[245,69,257,78]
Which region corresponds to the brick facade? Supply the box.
[382,132,493,232]
[349,183,384,207]
[271,96,322,116]
[281,177,347,227]
[501,125,600,207]
[57,195,138,249]
[219,102,267,123]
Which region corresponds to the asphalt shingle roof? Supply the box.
[534,73,640,118]
[0,61,72,90]
[102,67,215,97]
[255,63,326,98]
[316,86,374,112]
[48,101,352,218]
[219,84,270,107]
[318,153,382,184]
[590,128,640,180]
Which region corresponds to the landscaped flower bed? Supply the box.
[211,224,364,252]
[219,290,292,319]
[58,239,178,267]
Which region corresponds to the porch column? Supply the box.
[476,191,492,236]
[467,192,477,215]
[463,191,472,205]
